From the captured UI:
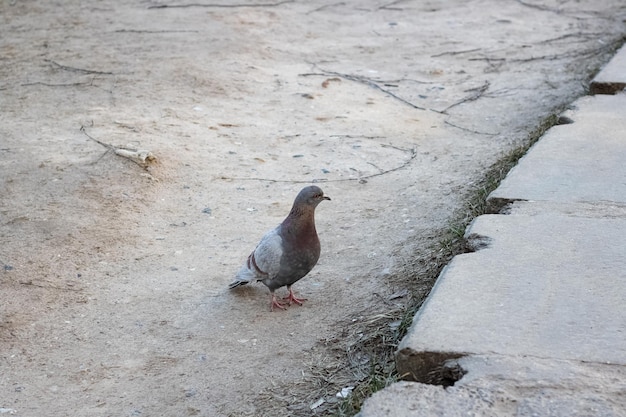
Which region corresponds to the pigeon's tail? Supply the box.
[229,264,256,289]
[228,279,249,289]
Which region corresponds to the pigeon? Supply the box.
[229,185,330,311]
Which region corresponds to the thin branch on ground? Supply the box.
[444,120,499,136]
[300,66,428,110]
[509,44,618,62]
[512,0,601,17]
[148,0,293,9]
[468,57,506,63]
[367,161,384,174]
[438,80,490,113]
[44,59,114,75]
[80,125,116,150]
[470,38,623,67]
[305,2,346,14]
[80,125,157,169]
[114,29,199,33]
[220,144,417,184]
[378,0,407,10]
[19,280,82,292]
[431,48,481,58]
[537,32,606,44]
[384,77,433,85]
[329,134,385,139]
[514,0,560,13]
[21,80,95,88]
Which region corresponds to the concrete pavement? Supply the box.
[359,44,626,416]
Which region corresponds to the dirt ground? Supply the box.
[1,1,624,416]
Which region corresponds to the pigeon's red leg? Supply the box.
[270,292,287,312]
[283,286,308,306]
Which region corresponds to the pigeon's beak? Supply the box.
[323,195,331,201]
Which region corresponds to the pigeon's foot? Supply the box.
[270,293,287,312]
[283,286,307,306]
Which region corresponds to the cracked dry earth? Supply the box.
[1,1,625,416]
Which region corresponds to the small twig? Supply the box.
[21,80,95,88]
[470,39,621,67]
[537,32,605,44]
[444,120,499,136]
[220,144,417,184]
[386,77,433,85]
[148,0,293,9]
[512,0,597,16]
[44,59,114,75]
[80,125,115,150]
[114,29,199,33]
[80,125,156,169]
[371,292,395,307]
[81,125,116,162]
[431,48,481,58]
[468,57,506,62]
[19,280,82,292]
[329,134,385,139]
[508,45,612,63]
[306,2,345,14]
[378,0,406,10]
[438,81,490,113]
[514,0,557,12]
[514,1,608,20]
[300,67,427,111]
[380,143,412,153]
[367,161,384,173]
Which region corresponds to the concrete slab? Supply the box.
[489,93,626,208]
[360,356,626,417]
[361,35,626,417]
[396,213,626,383]
[590,43,626,94]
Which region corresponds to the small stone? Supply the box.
[557,115,574,125]
[336,386,354,398]
[310,398,325,410]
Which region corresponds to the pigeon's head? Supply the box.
[296,185,331,207]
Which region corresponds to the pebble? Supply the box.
[310,398,325,410]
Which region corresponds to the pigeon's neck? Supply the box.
[283,205,317,235]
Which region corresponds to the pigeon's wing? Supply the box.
[229,227,283,288]
[251,227,283,278]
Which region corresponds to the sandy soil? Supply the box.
[1,1,624,416]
